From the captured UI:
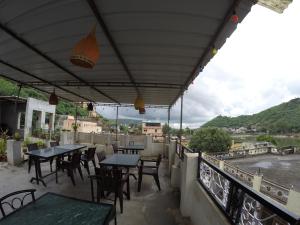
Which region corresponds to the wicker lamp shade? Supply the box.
[87,102,93,111]
[49,91,58,105]
[134,97,145,110]
[70,26,99,68]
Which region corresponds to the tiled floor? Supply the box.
[0,158,190,225]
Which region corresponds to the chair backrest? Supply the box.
[94,167,122,193]
[70,152,82,168]
[112,144,118,154]
[86,147,96,161]
[0,189,36,217]
[96,151,106,163]
[128,141,134,146]
[27,143,38,152]
[50,141,58,147]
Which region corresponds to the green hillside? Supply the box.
[0,78,88,116]
[202,98,300,133]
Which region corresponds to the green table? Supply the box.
[0,193,114,225]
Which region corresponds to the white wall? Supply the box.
[170,152,231,225]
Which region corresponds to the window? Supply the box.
[155,129,157,133]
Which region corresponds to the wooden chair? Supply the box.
[89,167,129,214]
[58,152,83,186]
[138,154,162,192]
[0,189,36,218]
[96,151,106,164]
[27,143,53,174]
[81,147,96,175]
[49,141,59,147]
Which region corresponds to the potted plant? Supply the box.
[0,129,8,162]
[0,138,7,162]
[6,132,23,165]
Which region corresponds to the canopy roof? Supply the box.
[0,0,256,106]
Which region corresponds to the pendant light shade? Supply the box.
[49,90,58,105]
[139,107,145,114]
[134,96,145,110]
[87,102,94,111]
[70,26,100,69]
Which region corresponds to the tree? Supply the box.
[162,123,171,136]
[189,127,232,153]
[256,135,277,145]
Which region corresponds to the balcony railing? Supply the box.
[198,154,300,225]
[175,140,194,160]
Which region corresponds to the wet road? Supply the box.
[228,154,300,191]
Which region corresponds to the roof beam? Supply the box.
[0,22,120,104]
[85,0,140,96]
[171,0,243,106]
[0,59,93,102]
[0,74,73,102]
[25,81,182,89]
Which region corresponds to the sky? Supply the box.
[96,1,300,129]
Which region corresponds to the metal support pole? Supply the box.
[115,106,119,142]
[179,94,183,146]
[15,84,22,132]
[74,104,78,143]
[167,107,170,144]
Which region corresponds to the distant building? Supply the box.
[142,122,163,141]
[61,115,102,133]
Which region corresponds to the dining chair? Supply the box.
[58,152,83,186]
[27,143,53,174]
[0,189,36,218]
[96,151,106,164]
[81,147,96,175]
[89,167,129,214]
[138,154,162,192]
[112,144,123,154]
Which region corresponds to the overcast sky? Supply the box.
[96,1,300,129]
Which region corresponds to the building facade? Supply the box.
[142,122,163,141]
[62,115,102,133]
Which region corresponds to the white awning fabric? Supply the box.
[0,0,255,106]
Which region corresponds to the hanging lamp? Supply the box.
[87,102,94,111]
[134,96,145,110]
[49,90,58,105]
[70,25,100,69]
[139,107,145,114]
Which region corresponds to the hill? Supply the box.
[202,98,300,133]
[0,77,88,116]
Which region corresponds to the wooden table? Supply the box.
[26,144,86,186]
[0,192,115,225]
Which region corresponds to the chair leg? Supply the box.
[92,159,96,168]
[78,166,84,180]
[138,173,143,192]
[126,176,130,200]
[84,161,90,175]
[153,174,161,191]
[50,158,53,172]
[114,214,117,225]
[28,158,32,173]
[69,169,76,186]
[118,189,123,214]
